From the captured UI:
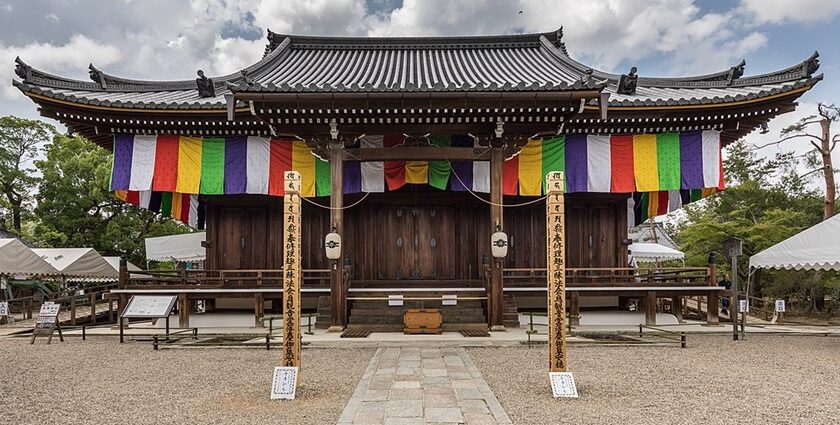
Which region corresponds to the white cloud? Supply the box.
[741,0,840,24]
[1,35,121,99]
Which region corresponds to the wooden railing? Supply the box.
[503,267,711,288]
[123,269,331,289]
[4,282,118,325]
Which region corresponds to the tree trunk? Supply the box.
[820,118,836,220]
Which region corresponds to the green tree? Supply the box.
[33,134,189,265]
[0,116,56,233]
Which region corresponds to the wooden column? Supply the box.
[489,145,504,330]
[706,253,720,326]
[645,291,657,326]
[569,292,580,326]
[282,171,302,369]
[254,294,264,327]
[178,293,190,328]
[546,172,567,372]
[329,139,346,332]
[118,258,128,328]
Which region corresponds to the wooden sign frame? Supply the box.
[30,302,64,345]
[282,171,302,371]
[546,172,567,372]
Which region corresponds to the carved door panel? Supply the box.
[377,207,416,279]
[416,207,456,279]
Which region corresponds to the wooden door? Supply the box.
[377,207,415,279]
[214,206,271,270]
[415,206,456,279]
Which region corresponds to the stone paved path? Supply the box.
[338,346,512,425]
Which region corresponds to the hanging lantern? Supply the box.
[324,232,342,260]
[491,231,508,259]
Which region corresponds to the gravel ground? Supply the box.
[469,335,840,424]
[0,338,373,425]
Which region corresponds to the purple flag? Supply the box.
[450,135,473,191]
[565,134,588,192]
[344,161,362,194]
[679,131,704,189]
[111,134,134,190]
[225,136,248,194]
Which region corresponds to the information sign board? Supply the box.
[270,366,298,400]
[775,300,786,313]
[441,294,457,306]
[549,372,579,398]
[31,302,63,344]
[122,295,178,318]
[738,299,749,313]
[0,301,8,317]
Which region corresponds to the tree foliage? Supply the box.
[0,116,56,233]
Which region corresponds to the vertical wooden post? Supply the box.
[118,257,128,328]
[254,294,264,328]
[706,253,720,325]
[489,144,504,330]
[178,293,190,328]
[329,138,346,332]
[90,293,97,325]
[70,294,77,326]
[282,171,303,370]
[569,292,580,326]
[546,172,567,372]
[645,291,657,326]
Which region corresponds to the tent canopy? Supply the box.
[0,238,59,276]
[103,257,142,272]
[628,242,685,262]
[750,214,840,270]
[31,248,117,277]
[145,232,205,262]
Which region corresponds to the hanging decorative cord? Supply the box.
[448,163,548,208]
[300,192,372,210]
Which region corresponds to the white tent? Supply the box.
[103,257,142,273]
[749,214,840,270]
[0,238,59,276]
[32,248,117,277]
[628,242,685,262]
[145,232,205,262]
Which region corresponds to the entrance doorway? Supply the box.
[374,206,456,279]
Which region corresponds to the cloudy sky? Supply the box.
[1,0,839,172]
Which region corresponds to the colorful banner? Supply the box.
[111,131,724,227]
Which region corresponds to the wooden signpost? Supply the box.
[546,172,569,373]
[281,171,302,374]
[30,302,63,344]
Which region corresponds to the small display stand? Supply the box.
[120,295,178,343]
[30,302,63,344]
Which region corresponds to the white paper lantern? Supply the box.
[491,231,508,258]
[324,232,341,260]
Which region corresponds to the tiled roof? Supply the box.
[12,28,821,110]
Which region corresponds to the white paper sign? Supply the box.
[388,295,404,307]
[270,366,298,400]
[775,300,786,313]
[122,295,178,318]
[39,302,60,317]
[0,276,7,290]
[739,300,748,313]
[0,301,8,316]
[549,372,579,398]
[441,294,458,306]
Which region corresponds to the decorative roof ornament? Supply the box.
[14,57,32,81]
[726,60,746,86]
[88,64,107,89]
[617,66,638,95]
[240,69,253,85]
[581,68,594,85]
[552,26,568,55]
[195,70,216,98]
[801,51,820,78]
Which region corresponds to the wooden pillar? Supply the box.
[569,292,580,326]
[118,258,128,328]
[672,296,683,323]
[178,293,190,328]
[707,291,720,325]
[645,291,657,326]
[282,171,302,369]
[546,172,567,372]
[329,139,346,332]
[489,145,504,330]
[254,294,264,327]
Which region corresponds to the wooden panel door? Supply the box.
[416,206,456,279]
[241,207,268,270]
[377,207,415,279]
[217,207,243,270]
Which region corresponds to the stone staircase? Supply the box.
[347,297,488,332]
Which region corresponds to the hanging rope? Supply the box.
[448,163,548,208]
[299,192,371,210]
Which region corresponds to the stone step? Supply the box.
[349,307,486,316]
